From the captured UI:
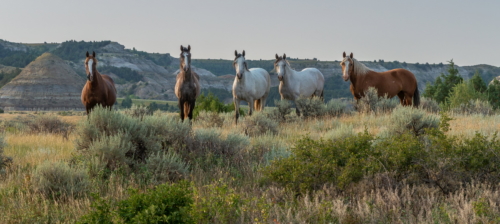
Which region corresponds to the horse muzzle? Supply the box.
[342,75,349,82]
[278,75,283,81]
[237,73,242,79]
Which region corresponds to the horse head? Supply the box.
[180,45,191,72]
[85,51,97,82]
[274,53,287,81]
[233,50,248,79]
[341,52,354,81]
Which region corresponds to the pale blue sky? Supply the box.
[1,0,499,66]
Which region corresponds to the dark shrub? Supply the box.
[79,181,193,224]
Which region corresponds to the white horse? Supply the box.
[274,53,325,116]
[232,50,271,124]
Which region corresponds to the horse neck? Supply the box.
[282,65,297,88]
[90,70,104,87]
[180,69,195,82]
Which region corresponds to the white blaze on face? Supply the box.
[235,57,244,76]
[342,59,350,80]
[277,61,285,79]
[183,52,189,71]
[88,59,94,76]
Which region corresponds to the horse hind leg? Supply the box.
[254,99,262,111]
[397,92,405,106]
[184,101,190,121]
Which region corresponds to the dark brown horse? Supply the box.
[175,45,200,121]
[81,51,117,115]
[341,52,420,106]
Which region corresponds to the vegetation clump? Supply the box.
[32,161,89,199]
[356,87,398,114]
[79,181,193,224]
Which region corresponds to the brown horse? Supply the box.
[175,45,200,121]
[81,51,117,115]
[340,52,420,106]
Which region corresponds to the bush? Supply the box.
[27,114,73,137]
[263,128,500,195]
[144,151,190,184]
[79,181,193,224]
[266,100,292,122]
[195,111,224,128]
[388,106,439,137]
[188,128,249,165]
[295,96,325,118]
[123,104,151,120]
[262,132,373,193]
[356,87,398,114]
[450,99,494,116]
[251,134,290,164]
[447,81,487,110]
[191,180,243,223]
[324,98,351,117]
[240,113,278,137]
[32,161,89,198]
[419,97,441,113]
[76,106,191,179]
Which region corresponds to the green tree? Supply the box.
[423,59,463,104]
[121,96,133,109]
[447,81,487,109]
[470,71,487,93]
[487,79,500,109]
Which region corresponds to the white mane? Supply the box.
[343,57,372,76]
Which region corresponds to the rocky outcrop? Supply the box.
[0,53,85,111]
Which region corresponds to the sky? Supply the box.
[1,0,499,66]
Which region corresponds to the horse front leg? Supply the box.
[179,99,185,122]
[247,98,254,116]
[234,97,240,125]
[294,100,301,117]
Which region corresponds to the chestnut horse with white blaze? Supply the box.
[340,52,420,107]
[232,50,271,124]
[175,45,200,122]
[274,54,325,116]
[81,51,117,115]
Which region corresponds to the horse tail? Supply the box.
[413,84,420,107]
[183,101,190,119]
[254,99,262,111]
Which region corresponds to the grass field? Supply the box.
[0,106,499,223]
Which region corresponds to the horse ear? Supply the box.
[187,45,191,52]
[283,54,286,60]
[242,50,245,57]
[275,54,279,60]
[350,52,353,58]
[235,50,238,57]
[92,51,96,57]
[343,52,346,58]
[180,45,184,51]
[86,51,89,57]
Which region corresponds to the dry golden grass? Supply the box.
[4,133,75,166]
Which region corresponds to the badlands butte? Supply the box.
[0,39,499,111]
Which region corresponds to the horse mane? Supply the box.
[351,58,372,76]
[235,54,250,71]
[274,57,293,70]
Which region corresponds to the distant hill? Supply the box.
[0,39,499,106]
[0,53,85,111]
